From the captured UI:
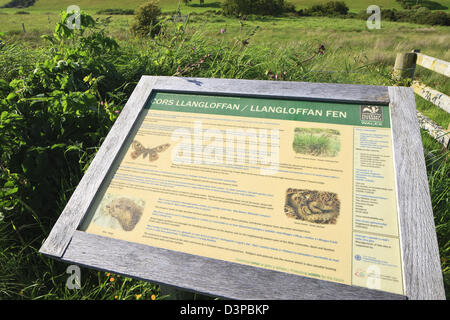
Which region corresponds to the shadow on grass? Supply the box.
[187,2,222,8]
[420,0,448,10]
[401,0,448,10]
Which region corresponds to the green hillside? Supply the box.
[2,0,450,14]
[3,0,448,12]
[0,0,12,6]
[293,0,449,10]
[27,0,403,12]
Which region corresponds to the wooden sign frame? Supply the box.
[39,76,445,300]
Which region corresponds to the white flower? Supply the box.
[57,60,68,68]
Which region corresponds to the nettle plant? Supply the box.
[0,12,122,229]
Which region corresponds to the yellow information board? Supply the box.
[80,92,404,295]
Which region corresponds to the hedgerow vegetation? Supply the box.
[219,0,450,25]
[396,0,448,10]
[0,1,449,300]
[298,1,450,25]
[222,0,296,16]
[356,6,450,25]
[131,0,162,37]
[0,0,36,8]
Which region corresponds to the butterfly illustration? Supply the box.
[130,140,170,162]
[362,106,380,114]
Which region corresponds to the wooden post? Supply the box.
[22,23,26,33]
[393,52,417,80]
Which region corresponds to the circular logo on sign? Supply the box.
[355,254,362,261]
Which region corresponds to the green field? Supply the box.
[1,0,450,13]
[2,0,450,35]
[4,0,405,11]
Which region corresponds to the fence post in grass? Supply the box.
[393,52,417,80]
[22,23,26,33]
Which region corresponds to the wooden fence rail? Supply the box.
[416,52,450,78]
[394,51,450,149]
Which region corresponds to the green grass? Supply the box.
[2,0,450,13]
[420,131,449,299]
[293,130,341,156]
[415,64,450,96]
[416,94,450,129]
[2,11,449,64]
[293,128,341,155]
[3,0,450,11]
[0,6,449,301]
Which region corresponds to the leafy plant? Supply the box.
[96,9,135,15]
[301,1,349,16]
[0,9,122,248]
[131,1,162,37]
[222,0,293,16]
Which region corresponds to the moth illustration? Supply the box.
[362,106,380,114]
[130,140,170,161]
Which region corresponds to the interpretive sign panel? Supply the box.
[81,92,403,295]
[40,76,446,300]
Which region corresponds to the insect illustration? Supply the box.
[362,106,380,114]
[130,140,170,162]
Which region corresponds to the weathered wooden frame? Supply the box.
[39,76,445,300]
